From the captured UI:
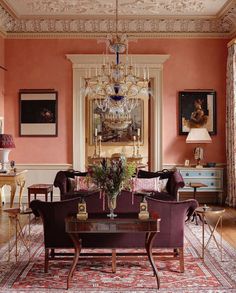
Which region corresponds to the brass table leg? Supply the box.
[201,213,223,261]
[7,213,31,262]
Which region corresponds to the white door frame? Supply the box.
[66,54,169,171]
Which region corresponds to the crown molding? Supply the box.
[227,37,236,47]
[4,31,233,39]
[0,2,235,38]
[217,0,235,17]
[0,29,6,38]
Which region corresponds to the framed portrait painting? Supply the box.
[179,91,216,135]
[89,98,144,145]
[19,89,58,136]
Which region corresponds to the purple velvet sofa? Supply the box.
[53,169,185,201]
[30,191,198,273]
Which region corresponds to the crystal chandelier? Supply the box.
[84,0,149,130]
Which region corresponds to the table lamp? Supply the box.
[186,128,212,168]
[0,134,15,173]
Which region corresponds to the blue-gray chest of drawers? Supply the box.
[176,167,224,204]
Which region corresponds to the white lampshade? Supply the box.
[186,128,212,143]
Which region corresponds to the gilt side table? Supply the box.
[4,207,33,262]
[195,206,225,261]
[0,170,28,208]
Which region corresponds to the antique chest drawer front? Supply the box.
[180,170,222,178]
[183,178,222,190]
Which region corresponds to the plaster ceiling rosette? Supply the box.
[0,0,235,37]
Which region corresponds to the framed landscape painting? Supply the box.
[179,90,216,135]
[19,89,58,136]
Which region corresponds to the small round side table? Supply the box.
[195,206,225,261]
[189,182,208,225]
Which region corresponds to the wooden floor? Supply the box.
[0,203,236,248]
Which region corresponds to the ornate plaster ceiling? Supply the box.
[0,0,235,37]
[0,0,231,16]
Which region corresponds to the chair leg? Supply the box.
[45,248,49,273]
[179,248,184,273]
[173,248,179,257]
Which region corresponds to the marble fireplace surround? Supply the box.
[66,54,170,171]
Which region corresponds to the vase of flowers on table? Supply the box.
[88,157,135,219]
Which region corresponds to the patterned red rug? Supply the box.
[0,220,236,293]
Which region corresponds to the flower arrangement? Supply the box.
[88,157,135,199]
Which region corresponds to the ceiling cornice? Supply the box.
[0,1,235,39]
[3,32,232,40]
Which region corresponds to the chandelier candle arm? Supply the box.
[83,0,150,131]
[98,135,102,158]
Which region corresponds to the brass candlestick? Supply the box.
[136,134,141,157]
[98,135,102,157]
[93,136,98,158]
[132,135,136,157]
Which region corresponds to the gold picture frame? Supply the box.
[89,98,144,145]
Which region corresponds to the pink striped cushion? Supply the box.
[75,176,96,191]
[133,177,159,192]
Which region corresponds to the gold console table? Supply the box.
[0,170,28,208]
[87,156,146,169]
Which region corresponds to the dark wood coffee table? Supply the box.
[65,213,161,290]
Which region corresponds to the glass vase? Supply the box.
[107,193,118,219]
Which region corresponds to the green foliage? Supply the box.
[88,157,135,198]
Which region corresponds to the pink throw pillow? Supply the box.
[156,178,168,192]
[132,177,159,192]
[75,176,96,191]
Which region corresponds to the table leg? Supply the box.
[67,233,81,290]
[19,179,26,207]
[15,216,18,262]
[205,220,221,250]
[145,232,160,289]
[50,191,53,202]
[28,190,31,207]
[220,215,223,261]
[10,184,16,208]
[45,192,48,202]
[202,214,205,259]
[0,186,2,209]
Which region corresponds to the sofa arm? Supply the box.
[53,171,68,197]
[167,171,185,201]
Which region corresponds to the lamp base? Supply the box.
[195,164,203,169]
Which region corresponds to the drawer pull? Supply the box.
[211,173,214,176]
[186,173,189,176]
[198,173,202,176]
[211,183,214,186]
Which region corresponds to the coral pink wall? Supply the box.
[0,36,4,118]
[5,38,228,165]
